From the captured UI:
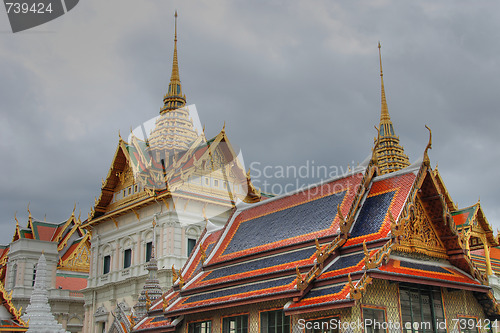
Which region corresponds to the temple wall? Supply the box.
[442,288,488,333]
[174,279,492,333]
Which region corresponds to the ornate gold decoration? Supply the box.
[27,202,32,228]
[348,272,373,304]
[244,168,261,203]
[296,267,306,291]
[171,265,178,284]
[296,261,321,292]
[161,11,186,113]
[162,295,168,311]
[337,205,350,235]
[373,42,411,175]
[314,238,326,264]
[178,269,184,288]
[396,199,447,258]
[389,210,404,242]
[423,125,432,166]
[294,157,380,293]
[145,291,151,310]
[460,227,472,254]
[145,187,155,197]
[200,244,207,264]
[364,240,392,270]
[0,280,28,327]
[58,234,91,273]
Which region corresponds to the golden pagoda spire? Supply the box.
[374,42,410,175]
[379,42,390,124]
[162,11,186,113]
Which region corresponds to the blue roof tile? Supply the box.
[323,252,365,273]
[350,191,395,238]
[183,276,296,304]
[302,284,345,299]
[203,247,316,281]
[222,191,346,256]
[399,260,452,274]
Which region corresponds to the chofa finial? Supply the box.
[423,125,432,165]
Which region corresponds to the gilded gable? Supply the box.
[396,198,447,258]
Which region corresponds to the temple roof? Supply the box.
[132,147,500,328]
[85,127,258,227]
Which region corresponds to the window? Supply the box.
[123,249,132,269]
[304,317,339,333]
[223,181,227,189]
[32,264,37,286]
[205,177,209,186]
[214,179,219,187]
[399,284,445,333]
[222,315,248,333]
[363,307,387,333]
[260,310,290,333]
[103,255,111,274]
[188,321,211,333]
[188,238,197,256]
[146,242,153,262]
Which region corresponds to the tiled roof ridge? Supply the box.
[452,203,479,214]
[233,169,367,215]
[181,244,324,295]
[204,234,337,270]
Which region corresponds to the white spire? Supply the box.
[22,253,69,333]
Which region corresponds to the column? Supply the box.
[484,242,493,276]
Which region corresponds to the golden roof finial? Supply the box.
[373,42,410,175]
[378,41,390,123]
[27,202,32,225]
[162,11,186,113]
[423,125,432,165]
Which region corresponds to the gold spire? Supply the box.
[379,42,390,124]
[162,11,186,113]
[374,42,410,175]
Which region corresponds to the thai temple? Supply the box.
[1,11,500,333]
[0,208,89,332]
[123,39,500,333]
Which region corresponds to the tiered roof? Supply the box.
[127,41,500,330]
[132,144,500,330]
[0,208,90,288]
[373,43,410,175]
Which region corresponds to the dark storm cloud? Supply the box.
[0,0,499,243]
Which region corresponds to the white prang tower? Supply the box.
[22,253,69,333]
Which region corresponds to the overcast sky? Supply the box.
[1,0,499,245]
